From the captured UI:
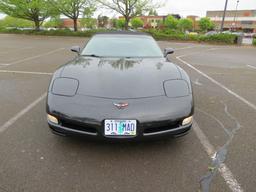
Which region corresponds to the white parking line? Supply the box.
[0,70,53,75]
[174,48,256,191]
[193,121,243,192]
[176,55,256,111]
[247,65,256,70]
[0,48,65,67]
[175,46,198,50]
[0,93,47,134]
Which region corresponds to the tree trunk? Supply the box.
[74,18,78,32]
[34,20,40,31]
[125,17,129,30]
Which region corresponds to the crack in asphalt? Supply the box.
[197,101,242,192]
[0,185,9,192]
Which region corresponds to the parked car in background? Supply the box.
[205,31,218,36]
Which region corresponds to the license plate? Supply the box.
[104,120,137,136]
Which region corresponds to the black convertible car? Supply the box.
[46,32,194,140]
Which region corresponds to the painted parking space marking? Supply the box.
[193,121,243,192]
[0,48,65,68]
[247,65,256,70]
[176,52,256,111]
[0,93,47,134]
[0,70,53,76]
[173,47,256,191]
[174,46,199,50]
[0,64,10,66]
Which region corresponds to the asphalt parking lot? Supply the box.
[0,34,255,192]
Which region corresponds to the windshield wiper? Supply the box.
[81,54,102,58]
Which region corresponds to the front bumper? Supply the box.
[47,118,192,140]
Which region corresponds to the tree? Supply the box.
[80,6,97,29]
[131,17,143,29]
[148,9,158,16]
[0,16,34,28]
[164,15,178,29]
[44,16,62,28]
[97,0,159,30]
[49,0,96,31]
[80,18,97,29]
[111,18,118,28]
[199,17,215,32]
[0,0,54,30]
[116,18,125,29]
[177,18,193,32]
[97,15,109,28]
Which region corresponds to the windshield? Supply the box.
[81,34,164,58]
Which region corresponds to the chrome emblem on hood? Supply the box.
[113,102,129,109]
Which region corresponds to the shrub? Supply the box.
[164,16,178,29]
[198,33,237,44]
[198,17,215,32]
[131,17,144,29]
[116,19,125,29]
[253,38,256,46]
[177,18,193,32]
[144,29,237,44]
[0,28,111,37]
[0,27,238,44]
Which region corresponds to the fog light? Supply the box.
[182,116,193,126]
[47,114,58,124]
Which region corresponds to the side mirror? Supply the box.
[164,48,174,57]
[71,46,80,54]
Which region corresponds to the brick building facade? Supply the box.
[206,10,256,32]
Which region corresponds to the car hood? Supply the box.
[60,57,181,99]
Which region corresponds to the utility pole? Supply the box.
[233,0,239,31]
[220,0,228,32]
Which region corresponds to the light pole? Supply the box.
[233,0,240,31]
[220,0,228,32]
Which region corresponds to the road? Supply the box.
[0,34,255,192]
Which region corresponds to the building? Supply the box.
[187,15,199,31]
[206,10,256,32]
[120,14,181,28]
[61,18,79,29]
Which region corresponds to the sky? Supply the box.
[157,0,256,17]
[95,0,256,18]
[0,0,255,19]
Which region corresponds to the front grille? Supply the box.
[60,119,97,134]
[143,121,181,134]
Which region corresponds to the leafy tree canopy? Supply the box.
[0,0,54,30]
[177,18,193,32]
[131,17,144,29]
[0,16,34,28]
[97,0,160,30]
[164,15,178,29]
[199,17,215,32]
[44,16,62,28]
[49,0,96,31]
[116,18,125,29]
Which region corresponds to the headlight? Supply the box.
[182,116,193,126]
[164,80,190,98]
[51,77,79,96]
[47,114,59,124]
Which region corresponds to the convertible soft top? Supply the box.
[95,31,150,36]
